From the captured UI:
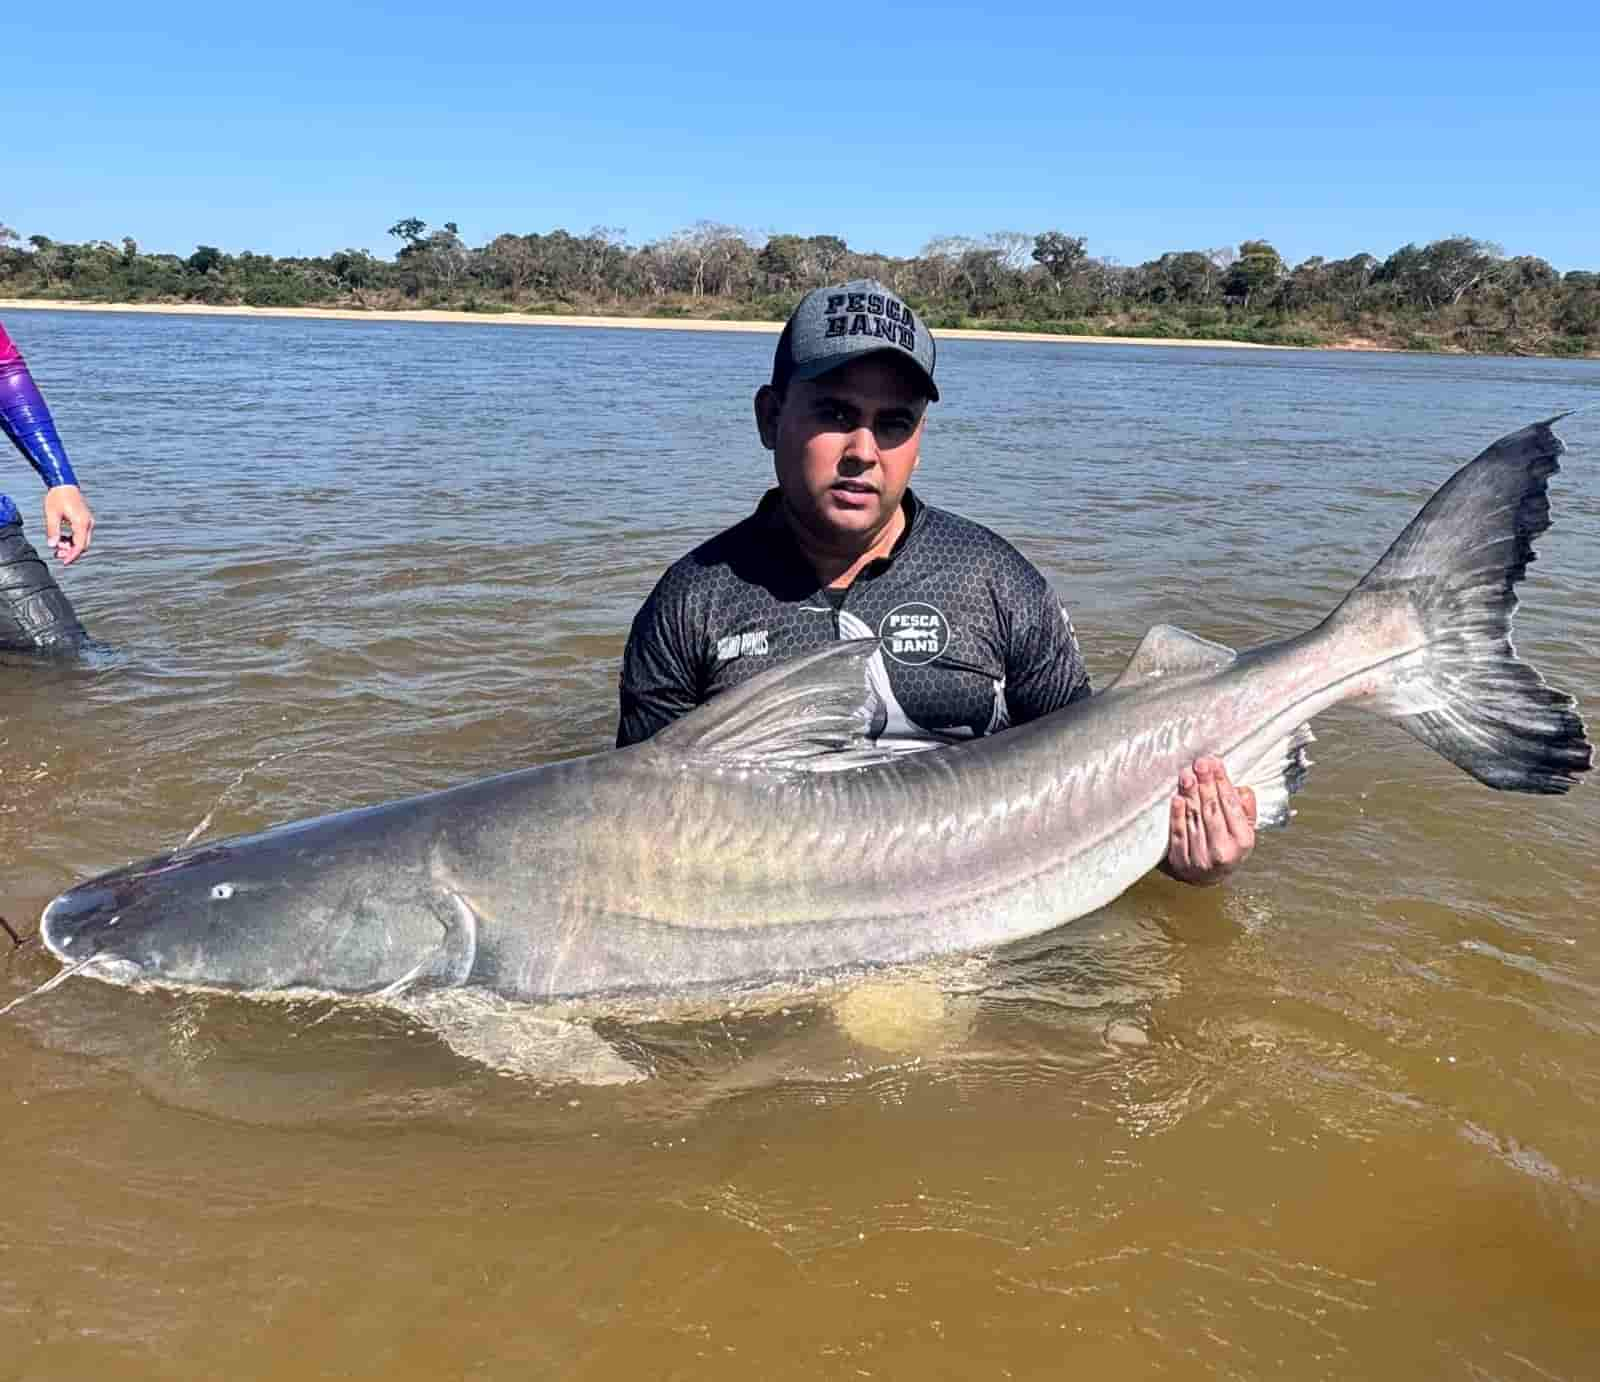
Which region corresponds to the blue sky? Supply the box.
[6,0,1597,270]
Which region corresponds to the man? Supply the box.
[1,319,94,652]
[618,279,1254,884]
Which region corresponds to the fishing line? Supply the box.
[178,748,293,848]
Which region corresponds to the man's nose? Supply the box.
[841,424,880,466]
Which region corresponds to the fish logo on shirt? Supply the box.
[880,603,950,666]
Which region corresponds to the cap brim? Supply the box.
[793,348,939,402]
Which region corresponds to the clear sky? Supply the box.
[6,0,1597,271]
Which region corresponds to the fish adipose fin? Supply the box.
[651,639,900,771]
[1109,624,1236,691]
[1240,723,1316,829]
[1335,416,1591,794]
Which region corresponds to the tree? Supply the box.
[918,235,981,297]
[1556,274,1600,339]
[387,217,428,253]
[1031,231,1088,290]
[801,234,848,285]
[1376,237,1502,310]
[330,248,380,293]
[665,223,712,297]
[187,245,225,275]
[484,233,539,298]
[661,222,751,298]
[25,235,63,285]
[986,230,1033,272]
[1323,253,1379,311]
[1223,239,1284,307]
[421,223,469,295]
[1428,236,1503,305]
[1134,250,1221,305]
[756,233,804,291]
[578,226,628,299]
[705,227,757,297]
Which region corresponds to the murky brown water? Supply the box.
[3,308,1598,1379]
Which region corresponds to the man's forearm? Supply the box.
[0,323,79,489]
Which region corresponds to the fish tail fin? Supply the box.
[1333,416,1590,795]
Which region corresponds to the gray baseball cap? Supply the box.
[771,278,939,402]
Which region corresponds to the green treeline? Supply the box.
[2,218,1596,357]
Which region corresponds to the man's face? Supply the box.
[755,354,929,551]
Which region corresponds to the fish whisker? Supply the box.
[0,951,101,1017]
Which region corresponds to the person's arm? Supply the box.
[1001,577,1093,726]
[616,575,705,747]
[0,322,94,564]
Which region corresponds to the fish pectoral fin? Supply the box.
[1239,723,1316,830]
[381,889,480,998]
[652,639,900,771]
[430,890,480,987]
[1109,624,1237,692]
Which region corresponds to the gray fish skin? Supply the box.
[40,420,1591,1003]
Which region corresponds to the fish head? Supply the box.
[40,821,477,996]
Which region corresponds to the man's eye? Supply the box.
[821,404,851,426]
[878,419,913,443]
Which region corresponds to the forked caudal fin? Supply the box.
[1332,416,1591,794]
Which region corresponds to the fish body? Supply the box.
[39,420,1591,1003]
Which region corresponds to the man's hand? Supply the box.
[1162,757,1256,886]
[44,485,94,565]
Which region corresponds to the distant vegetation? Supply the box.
[2,218,1595,357]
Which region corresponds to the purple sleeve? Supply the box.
[0,321,79,488]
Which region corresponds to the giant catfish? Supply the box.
[36,419,1592,1005]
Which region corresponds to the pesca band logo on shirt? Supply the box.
[825,291,918,352]
[880,602,950,666]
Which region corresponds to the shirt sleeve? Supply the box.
[1001,572,1093,726]
[0,322,79,489]
[616,569,706,747]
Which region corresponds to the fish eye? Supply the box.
[211,883,235,901]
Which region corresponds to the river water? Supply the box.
[2,307,1597,1379]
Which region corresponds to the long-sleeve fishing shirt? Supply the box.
[0,320,79,528]
[618,487,1091,752]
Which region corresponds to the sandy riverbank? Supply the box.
[0,298,1292,350]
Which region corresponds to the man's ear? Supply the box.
[754,384,781,451]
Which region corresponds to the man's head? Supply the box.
[756,281,938,562]
[768,278,938,403]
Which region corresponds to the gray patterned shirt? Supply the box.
[617,489,1091,751]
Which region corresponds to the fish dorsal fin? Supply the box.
[1109,624,1237,691]
[651,640,899,771]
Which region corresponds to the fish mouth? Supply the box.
[39,882,150,974]
[40,885,115,961]
[38,847,222,962]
